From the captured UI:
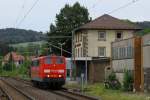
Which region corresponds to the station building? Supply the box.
[73,14,141,83]
[111,34,150,92]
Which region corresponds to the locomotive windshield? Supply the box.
[56,57,64,64]
[45,57,52,64]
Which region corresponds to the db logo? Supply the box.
[146,97,150,100]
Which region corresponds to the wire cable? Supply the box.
[108,0,140,14]
[89,0,102,11]
[16,0,40,27]
[14,0,27,28]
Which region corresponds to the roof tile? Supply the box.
[77,14,141,30]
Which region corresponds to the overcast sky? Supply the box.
[0,0,149,32]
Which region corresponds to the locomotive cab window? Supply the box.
[56,57,64,64]
[45,57,52,64]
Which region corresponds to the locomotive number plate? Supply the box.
[44,69,50,73]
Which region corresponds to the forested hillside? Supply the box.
[0,28,46,44]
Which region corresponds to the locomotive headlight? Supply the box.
[44,69,50,73]
[47,75,50,77]
[58,70,64,73]
[58,75,62,78]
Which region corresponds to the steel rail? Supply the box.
[0,86,13,100]
[1,79,35,100]
[7,77,100,100]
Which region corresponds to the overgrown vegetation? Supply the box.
[123,70,134,91]
[104,72,121,90]
[0,59,31,79]
[104,71,134,91]
[65,83,148,100]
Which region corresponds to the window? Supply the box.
[98,47,106,57]
[116,32,123,40]
[80,34,82,41]
[45,57,52,64]
[119,47,124,59]
[98,31,106,41]
[75,49,77,57]
[81,47,83,57]
[56,57,64,64]
[112,48,119,59]
[78,48,79,57]
[32,60,40,67]
[123,47,126,58]
[75,34,77,42]
[78,33,79,42]
[127,46,133,58]
[67,69,70,77]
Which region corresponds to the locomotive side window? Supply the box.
[56,57,64,64]
[45,57,52,64]
[32,60,40,67]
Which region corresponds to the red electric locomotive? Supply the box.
[30,55,66,88]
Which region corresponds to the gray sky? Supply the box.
[0,0,149,32]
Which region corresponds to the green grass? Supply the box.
[65,83,149,100]
[0,70,28,78]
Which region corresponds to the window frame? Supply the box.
[116,31,123,41]
[56,57,64,64]
[44,57,52,64]
[98,47,106,57]
[98,31,106,41]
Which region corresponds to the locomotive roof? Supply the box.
[31,56,65,61]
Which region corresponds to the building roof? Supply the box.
[75,14,142,31]
[3,52,25,62]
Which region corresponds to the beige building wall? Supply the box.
[142,34,150,69]
[112,59,134,72]
[74,30,134,58]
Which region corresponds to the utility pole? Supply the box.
[58,42,65,56]
[71,30,76,81]
[83,34,88,85]
[85,55,88,85]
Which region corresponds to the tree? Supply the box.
[47,2,91,57]
[0,42,14,56]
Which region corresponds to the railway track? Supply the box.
[0,86,12,100]
[12,77,99,100]
[1,77,100,100]
[0,78,35,100]
[51,89,99,100]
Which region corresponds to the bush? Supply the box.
[19,60,31,78]
[3,62,16,71]
[108,72,116,81]
[104,72,121,90]
[123,70,133,91]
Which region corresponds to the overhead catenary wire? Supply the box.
[108,0,140,14]
[88,0,103,12]
[16,0,40,27]
[48,43,72,54]
[14,0,27,28]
